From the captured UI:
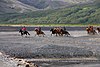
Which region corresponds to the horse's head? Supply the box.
[86,27,90,31]
[19,29,23,33]
[50,28,53,31]
[97,27,100,32]
[97,28,99,30]
[34,28,39,31]
[60,29,64,32]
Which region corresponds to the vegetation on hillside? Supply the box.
[0,3,100,25]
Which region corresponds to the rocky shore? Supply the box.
[0,52,39,67]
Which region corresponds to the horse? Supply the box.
[50,27,70,36]
[34,28,45,37]
[60,29,70,36]
[50,28,56,36]
[19,29,30,36]
[86,27,97,35]
[50,28,61,36]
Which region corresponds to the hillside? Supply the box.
[0,0,38,14]
[0,3,100,24]
[0,0,95,13]
[0,0,100,24]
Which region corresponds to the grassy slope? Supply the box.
[0,2,100,25]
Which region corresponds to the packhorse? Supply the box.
[50,27,70,36]
[50,28,61,36]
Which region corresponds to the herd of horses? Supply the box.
[86,26,100,35]
[19,26,100,37]
[19,27,70,37]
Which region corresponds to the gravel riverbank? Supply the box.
[0,26,100,67]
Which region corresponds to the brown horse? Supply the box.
[50,28,62,36]
[86,27,97,35]
[50,27,70,36]
[34,28,45,37]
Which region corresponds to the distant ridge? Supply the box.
[0,0,95,13]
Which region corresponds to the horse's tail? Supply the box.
[19,29,22,33]
[67,32,70,35]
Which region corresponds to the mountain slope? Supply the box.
[0,2,100,24]
[18,0,95,9]
[0,0,99,24]
[0,0,38,14]
[0,0,95,13]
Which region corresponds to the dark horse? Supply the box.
[50,28,70,36]
[60,29,70,36]
[50,28,61,36]
[19,29,30,36]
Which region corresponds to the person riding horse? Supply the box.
[21,26,26,31]
[34,27,45,37]
[19,26,30,36]
[86,26,97,35]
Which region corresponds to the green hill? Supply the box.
[0,2,100,25]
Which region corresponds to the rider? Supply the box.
[21,26,27,32]
[63,26,66,31]
[89,26,94,31]
[38,27,41,33]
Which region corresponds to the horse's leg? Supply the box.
[27,32,30,35]
[21,32,23,37]
[56,33,57,36]
[43,34,44,37]
[58,33,61,36]
[94,30,97,34]
[39,34,41,37]
[37,33,40,37]
[66,33,69,37]
[24,32,27,37]
[51,33,52,36]
[25,31,30,36]
[61,32,63,36]
[66,32,70,36]
[34,34,37,37]
[43,33,45,37]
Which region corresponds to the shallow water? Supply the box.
[31,59,100,67]
[0,30,100,67]
[34,62,100,67]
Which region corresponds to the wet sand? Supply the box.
[0,26,100,67]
